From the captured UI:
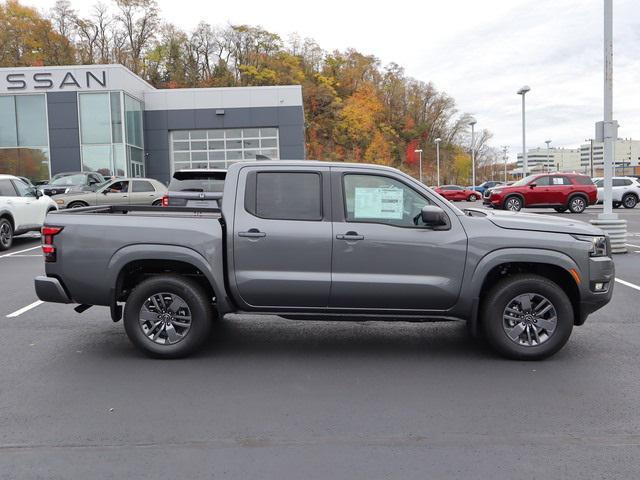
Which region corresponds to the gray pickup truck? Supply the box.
[35,161,614,360]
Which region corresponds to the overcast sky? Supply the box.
[25,0,640,160]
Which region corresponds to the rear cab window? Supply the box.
[169,171,226,193]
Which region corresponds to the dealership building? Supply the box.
[0,64,305,183]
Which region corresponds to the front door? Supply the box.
[232,166,333,308]
[97,180,130,205]
[526,175,551,205]
[329,170,467,311]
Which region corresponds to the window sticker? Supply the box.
[552,177,563,185]
[354,187,403,219]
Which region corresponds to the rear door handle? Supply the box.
[238,228,266,238]
[336,231,364,241]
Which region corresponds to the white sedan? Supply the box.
[593,176,640,209]
[0,174,58,250]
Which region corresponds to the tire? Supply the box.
[504,196,523,212]
[481,274,573,360]
[468,194,478,202]
[553,207,567,213]
[68,201,88,209]
[152,200,162,206]
[622,193,638,209]
[613,202,621,209]
[123,275,214,358]
[0,217,13,251]
[568,195,587,213]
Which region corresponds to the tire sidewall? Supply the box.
[469,194,477,202]
[124,275,213,358]
[0,218,13,251]
[482,275,574,360]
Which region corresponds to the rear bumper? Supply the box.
[34,276,72,304]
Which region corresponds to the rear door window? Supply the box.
[132,181,156,192]
[245,172,322,221]
[0,179,17,196]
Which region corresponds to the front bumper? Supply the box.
[576,256,615,325]
[34,276,72,304]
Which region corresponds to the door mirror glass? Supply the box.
[529,182,537,188]
[421,205,447,226]
[32,187,42,198]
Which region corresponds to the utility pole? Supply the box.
[414,149,423,183]
[469,119,477,187]
[545,140,552,172]
[517,85,531,176]
[434,138,442,187]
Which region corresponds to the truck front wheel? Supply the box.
[481,274,573,360]
[124,275,214,358]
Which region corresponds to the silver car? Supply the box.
[53,177,167,209]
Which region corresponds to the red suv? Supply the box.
[483,173,597,213]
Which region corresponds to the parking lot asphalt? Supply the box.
[1,206,640,479]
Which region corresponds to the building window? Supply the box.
[170,128,279,172]
[78,92,144,177]
[0,94,49,181]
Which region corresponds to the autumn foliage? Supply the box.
[0,0,502,184]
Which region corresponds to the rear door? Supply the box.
[548,175,572,204]
[97,180,130,205]
[232,166,333,308]
[329,169,467,311]
[129,180,158,205]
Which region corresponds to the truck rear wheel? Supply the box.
[481,274,573,360]
[123,275,214,358]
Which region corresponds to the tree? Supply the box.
[115,0,159,74]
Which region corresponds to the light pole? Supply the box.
[517,85,531,177]
[585,138,594,177]
[501,145,508,182]
[545,139,552,172]
[414,149,423,183]
[434,138,442,187]
[469,118,477,187]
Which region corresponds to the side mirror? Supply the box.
[33,188,42,198]
[529,183,537,188]
[421,205,447,226]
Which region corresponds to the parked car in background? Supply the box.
[0,175,57,250]
[39,172,105,197]
[18,176,36,188]
[434,185,480,202]
[162,169,226,208]
[483,173,596,213]
[471,180,505,195]
[593,177,640,209]
[53,178,167,209]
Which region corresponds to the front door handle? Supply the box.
[238,228,267,238]
[336,231,364,241]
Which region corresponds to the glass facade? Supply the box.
[78,91,144,177]
[0,94,49,180]
[170,128,279,171]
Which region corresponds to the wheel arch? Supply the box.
[503,193,525,208]
[107,244,233,317]
[567,192,589,206]
[466,249,582,335]
[0,210,15,230]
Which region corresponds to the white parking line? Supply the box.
[3,254,42,257]
[616,278,640,292]
[6,300,44,318]
[625,243,640,249]
[0,246,41,258]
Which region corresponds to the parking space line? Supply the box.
[6,301,44,318]
[616,278,640,292]
[0,246,41,259]
[3,254,42,257]
[625,243,640,248]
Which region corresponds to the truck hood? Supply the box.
[468,209,604,235]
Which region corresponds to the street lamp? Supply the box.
[414,149,423,183]
[434,138,442,186]
[545,139,552,172]
[517,85,531,177]
[469,118,477,187]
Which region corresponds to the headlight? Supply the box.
[55,199,65,205]
[573,235,609,257]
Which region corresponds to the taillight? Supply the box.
[161,195,169,207]
[41,226,63,262]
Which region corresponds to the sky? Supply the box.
[23,0,640,160]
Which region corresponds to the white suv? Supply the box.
[0,175,58,250]
[593,176,640,209]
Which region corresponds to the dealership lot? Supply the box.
[1,206,640,478]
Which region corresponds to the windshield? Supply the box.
[50,174,87,186]
[511,175,538,187]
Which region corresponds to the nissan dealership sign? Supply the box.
[0,68,108,93]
